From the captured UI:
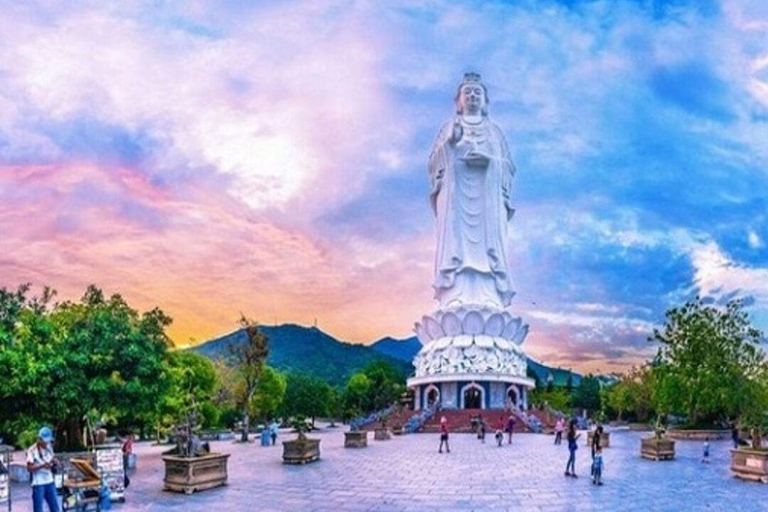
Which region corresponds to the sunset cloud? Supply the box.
[1,0,767,372]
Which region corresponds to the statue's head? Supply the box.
[455,72,488,116]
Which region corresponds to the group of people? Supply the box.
[562,418,604,485]
[438,413,518,453]
[260,421,280,447]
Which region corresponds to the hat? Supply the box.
[38,427,54,443]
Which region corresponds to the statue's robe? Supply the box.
[429,117,516,309]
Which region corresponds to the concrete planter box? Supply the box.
[282,437,321,464]
[374,428,391,441]
[344,431,368,448]
[641,437,675,461]
[586,431,611,448]
[162,453,230,494]
[392,425,404,436]
[731,449,768,483]
[667,429,729,441]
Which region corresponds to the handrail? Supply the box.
[404,402,439,433]
[350,404,398,431]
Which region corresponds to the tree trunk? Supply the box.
[56,418,84,452]
[241,409,250,443]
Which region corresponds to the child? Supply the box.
[439,416,450,453]
[702,437,710,463]
[495,417,505,447]
[592,446,604,485]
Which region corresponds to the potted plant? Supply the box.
[374,417,391,441]
[162,403,230,495]
[344,420,368,448]
[731,379,768,483]
[640,416,675,461]
[282,416,321,464]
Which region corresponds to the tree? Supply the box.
[249,365,286,421]
[362,360,405,411]
[342,372,370,419]
[228,318,269,442]
[572,374,601,413]
[0,285,172,450]
[650,297,766,427]
[280,373,332,427]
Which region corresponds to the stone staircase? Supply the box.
[420,409,532,433]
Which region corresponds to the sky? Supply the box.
[1,0,768,373]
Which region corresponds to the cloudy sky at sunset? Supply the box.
[2,0,768,373]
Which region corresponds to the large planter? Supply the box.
[731,448,768,483]
[392,424,404,436]
[640,437,675,461]
[162,453,230,494]
[587,431,611,448]
[374,428,391,441]
[344,431,368,448]
[667,429,729,441]
[282,436,321,464]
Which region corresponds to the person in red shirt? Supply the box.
[439,416,450,453]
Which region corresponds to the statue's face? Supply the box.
[458,83,486,115]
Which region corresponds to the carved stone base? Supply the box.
[640,438,675,461]
[282,437,321,464]
[731,449,768,483]
[162,453,230,494]
[344,431,368,448]
[374,428,391,441]
[667,429,729,441]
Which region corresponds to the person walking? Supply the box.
[554,417,564,445]
[702,438,711,463]
[270,420,279,446]
[478,415,486,443]
[439,416,450,453]
[26,427,61,512]
[506,414,516,444]
[592,446,604,485]
[732,425,741,449]
[564,419,580,478]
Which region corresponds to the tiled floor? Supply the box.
[9,427,765,511]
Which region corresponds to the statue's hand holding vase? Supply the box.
[461,150,491,168]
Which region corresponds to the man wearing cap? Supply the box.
[26,427,61,512]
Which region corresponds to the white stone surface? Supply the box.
[429,73,516,310]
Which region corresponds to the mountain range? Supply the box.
[191,323,583,387]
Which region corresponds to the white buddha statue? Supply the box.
[429,73,517,310]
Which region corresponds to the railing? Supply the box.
[350,404,398,431]
[514,409,542,433]
[404,402,439,433]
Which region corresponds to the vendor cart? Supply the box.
[62,459,102,512]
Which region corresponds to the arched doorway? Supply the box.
[461,384,484,409]
[425,385,440,407]
[507,385,519,408]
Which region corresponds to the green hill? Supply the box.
[191,323,413,386]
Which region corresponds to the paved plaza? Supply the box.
[9,427,767,512]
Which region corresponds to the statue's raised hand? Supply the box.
[449,120,463,146]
